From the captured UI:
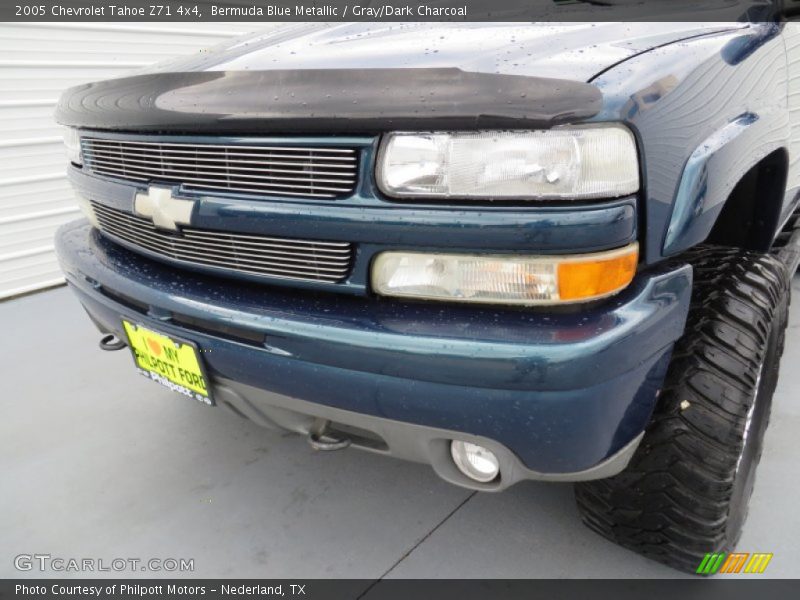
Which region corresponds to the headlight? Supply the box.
[371,243,638,306]
[376,127,639,200]
[62,127,83,165]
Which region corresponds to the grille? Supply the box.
[91,201,354,283]
[81,138,359,199]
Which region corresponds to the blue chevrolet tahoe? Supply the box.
[54,17,800,573]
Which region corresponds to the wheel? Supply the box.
[574,246,790,574]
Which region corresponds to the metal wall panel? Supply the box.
[784,23,800,204]
[0,22,262,299]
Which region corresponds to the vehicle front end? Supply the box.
[56,23,754,491]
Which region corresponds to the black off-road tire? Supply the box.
[575,246,790,574]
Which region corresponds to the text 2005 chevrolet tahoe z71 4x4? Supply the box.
[54,20,800,573]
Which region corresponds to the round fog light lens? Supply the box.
[450,440,500,483]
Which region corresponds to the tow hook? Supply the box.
[99,333,126,351]
[307,418,351,451]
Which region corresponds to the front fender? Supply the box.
[591,23,788,263]
[663,111,787,256]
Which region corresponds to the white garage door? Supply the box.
[0,22,264,300]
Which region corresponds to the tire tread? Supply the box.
[575,246,789,573]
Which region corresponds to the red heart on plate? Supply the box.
[147,338,162,356]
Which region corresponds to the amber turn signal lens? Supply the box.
[372,243,639,306]
[557,243,639,302]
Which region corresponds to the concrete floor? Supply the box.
[1,280,799,579]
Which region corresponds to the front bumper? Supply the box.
[56,220,692,490]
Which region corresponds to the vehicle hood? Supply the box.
[56,22,744,134]
[154,22,744,83]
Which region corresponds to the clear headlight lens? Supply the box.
[376,127,639,200]
[372,243,638,306]
[62,127,83,165]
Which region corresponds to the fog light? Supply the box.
[450,440,500,483]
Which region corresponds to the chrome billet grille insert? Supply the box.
[91,201,354,283]
[81,138,358,199]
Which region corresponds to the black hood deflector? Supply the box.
[56,69,602,134]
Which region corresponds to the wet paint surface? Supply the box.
[592,22,796,262]
[50,22,800,473]
[56,220,691,472]
[56,23,740,134]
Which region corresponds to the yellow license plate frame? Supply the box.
[122,320,213,405]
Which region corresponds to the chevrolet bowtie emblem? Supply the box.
[134,186,194,231]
